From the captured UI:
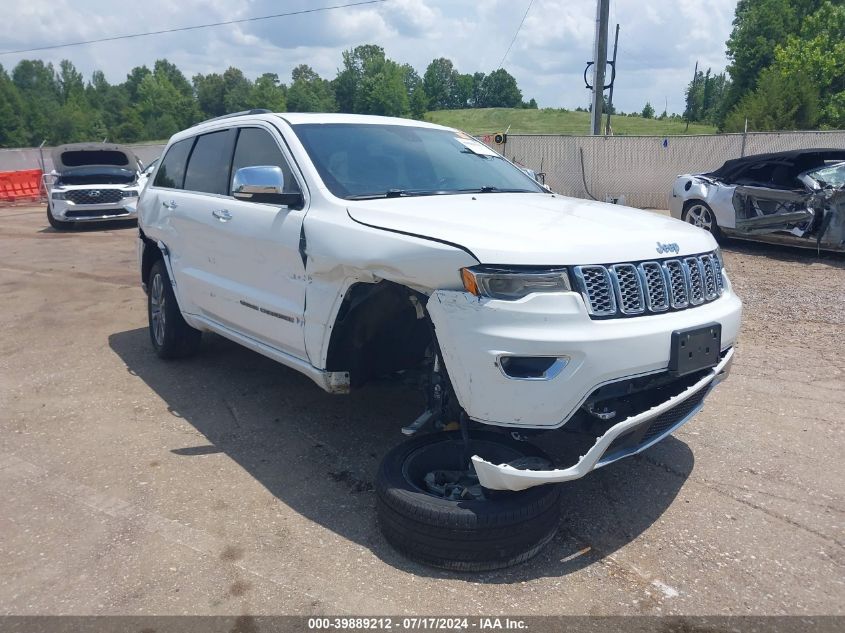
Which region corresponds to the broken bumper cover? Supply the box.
[426,288,742,429]
[473,348,734,491]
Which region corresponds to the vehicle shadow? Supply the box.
[108,327,693,583]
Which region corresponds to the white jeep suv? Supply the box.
[137,111,741,571]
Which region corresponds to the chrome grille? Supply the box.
[684,257,705,305]
[65,189,124,205]
[611,264,644,314]
[575,251,724,319]
[577,266,616,316]
[640,262,669,311]
[664,260,688,308]
[700,254,718,300]
[712,255,724,293]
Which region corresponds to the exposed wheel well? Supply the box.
[140,231,162,291]
[325,281,433,389]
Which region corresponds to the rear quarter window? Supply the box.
[154,138,194,189]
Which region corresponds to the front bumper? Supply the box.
[472,348,734,490]
[50,198,138,222]
[427,286,741,429]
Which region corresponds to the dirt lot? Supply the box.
[0,205,842,616]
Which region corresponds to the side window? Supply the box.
[183,129,237,195]
[153,138,193,189]
[231,128,300,194]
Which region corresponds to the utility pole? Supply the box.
[590,0,610,135]
[604,23,620,136]
[684,60,698,133]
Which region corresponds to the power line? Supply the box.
[0,0,388,56]
[498,0,534,69]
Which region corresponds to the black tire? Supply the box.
[376,431,561,571]
[682,200,720,239]
[46,203,73,230]
[147,259,202,359]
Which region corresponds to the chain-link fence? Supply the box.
[494,130,845,209]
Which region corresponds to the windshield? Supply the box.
[805,161,845,188]
[291,123,544,200]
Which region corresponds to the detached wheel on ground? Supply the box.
[147,259,202,359]
[376,431,561,571]
[46,203,74,230]
[683,200,720,238]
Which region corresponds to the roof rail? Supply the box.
[192,109,273,127]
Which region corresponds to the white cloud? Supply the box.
[0,0,738,115]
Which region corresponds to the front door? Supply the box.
[183,125,308,359]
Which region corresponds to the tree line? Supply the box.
[0,44,535,148]
[682,0,843,132]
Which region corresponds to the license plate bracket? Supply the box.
[669,323,722,377]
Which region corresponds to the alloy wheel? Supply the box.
[150,272,167,346]
[686,204,714,232]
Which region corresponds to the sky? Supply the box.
[0,0,738,115]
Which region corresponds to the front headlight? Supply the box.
[51,191,66,200]
[461,266,571,300]
[122,190,139,198]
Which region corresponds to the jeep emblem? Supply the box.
[656,241,679,254]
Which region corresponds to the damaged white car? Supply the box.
[671,148,845,252]
[137,111,742,570]
[46,143,142,229]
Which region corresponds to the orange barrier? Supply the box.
[0,169,44,203]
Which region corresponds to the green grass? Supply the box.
[424,108,717,136]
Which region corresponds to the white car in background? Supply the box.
[138,111,742,571]
[46,143,143,229]
[670,148,845,252]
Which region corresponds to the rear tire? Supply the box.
[147,259,202,359]
[46,203,73,230]
[376,431,561,571]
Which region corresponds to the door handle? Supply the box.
[212,209,232,222]
[162,200,178,210]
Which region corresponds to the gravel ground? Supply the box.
[0,205,842,616]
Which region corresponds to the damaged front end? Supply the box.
[472,348,734,491]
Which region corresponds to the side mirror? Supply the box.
[232,165,303,207]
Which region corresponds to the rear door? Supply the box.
[170,128,239,319]
[143,136,199,311]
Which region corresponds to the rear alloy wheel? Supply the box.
[147,259,202,359]
[376,431,561,571]
[683,201,719,238]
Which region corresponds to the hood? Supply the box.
[347,193,717,265]
[51,143,140,173]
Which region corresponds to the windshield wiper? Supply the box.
[346,186,540,200]
[456,186,538,194]
[346,189,452,200]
